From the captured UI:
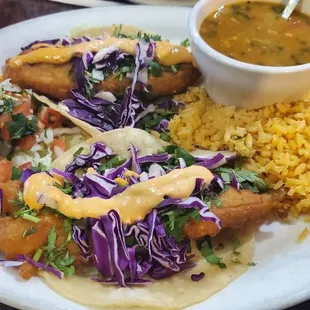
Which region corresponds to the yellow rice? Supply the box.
[169,87,310,215]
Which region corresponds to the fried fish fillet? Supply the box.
[0,180,20,215]
[4,61,200,100]
[0,212,84,279]
[183,188,285,239]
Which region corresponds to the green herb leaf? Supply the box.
[218,262,227,269]
[11,166,22,181]
[63,219,73,233]
[160,208,200,242]
[73,147,84,158]
[214,167,268,193]
[12,192,39,219]
[180,38,190,47]
[200,241,227,269]
[22,213,40,223]
[165,145,195,167]
[53,181,73,195]
[98,156,126,172]
[33,248,43,262]
[170,65,178,73]
[42,226,76,277]
[2,97,15,114]
[65,265,75,277]
[160,132,170,141]
[113,26,162,42]
[45,226,57,252]
[23,227,37,237]
[247,261,257,267]
[147,60,163,77]
[7,113,37,140]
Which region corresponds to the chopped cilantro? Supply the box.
[200,191,220,209]
[160,208,200,242]
[2,97,15,114]
[23,227,37,237]
[11,192,39,220]
[22,213,40,224]
[113,57,136,81]
[107,156,126,168]
[42,225,75,277]
[11,166,22,181]
[214,199,221,207]
[53,181,73,195]
[180,38,190,47]
[73,147,84,158]
[33,248,43,262]
[147,60,162,77]
[142,33,162,42]
[63,219,73,233]
[170,65,178,73]
[45,226,57,252]
[200,241,227,269]
[113,26,162,42]
[160,132,170,141]
[214,167,268,193]
[7,113,37,140]
[164,145,195,167]
[98,156,126,172]
[247,261,257,267]
[137,109,175,133]
[38,163,47,172]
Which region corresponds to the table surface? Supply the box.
[0,0,309,309]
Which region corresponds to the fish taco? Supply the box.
[4,25,198,137]
[0,128,285,309]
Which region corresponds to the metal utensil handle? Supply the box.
[281,0,300,19]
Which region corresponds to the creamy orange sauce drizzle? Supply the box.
[23,166,213,224]
[9,38,194,68]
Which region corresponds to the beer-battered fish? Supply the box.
[3,35,200,100]
[0,213,84,279]
[4,62,200,100]
[0,180,20,215]
[183,188,285,239]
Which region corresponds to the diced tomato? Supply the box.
[0,159,12,182]
[13,102,31,116]
[51,138,66,151]
[0,124,10,141]
[16,135,36,151]
[38,107,63,128]
[0,114,12,123]
[18,162,32,171]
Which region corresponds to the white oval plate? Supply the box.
[127,0,197,6]
[0,6,310,310]
[48,0,197,7]
[48,0,123,7]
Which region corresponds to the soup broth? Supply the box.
[199,1,310,66]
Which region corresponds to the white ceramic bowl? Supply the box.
[188,0,310,109]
